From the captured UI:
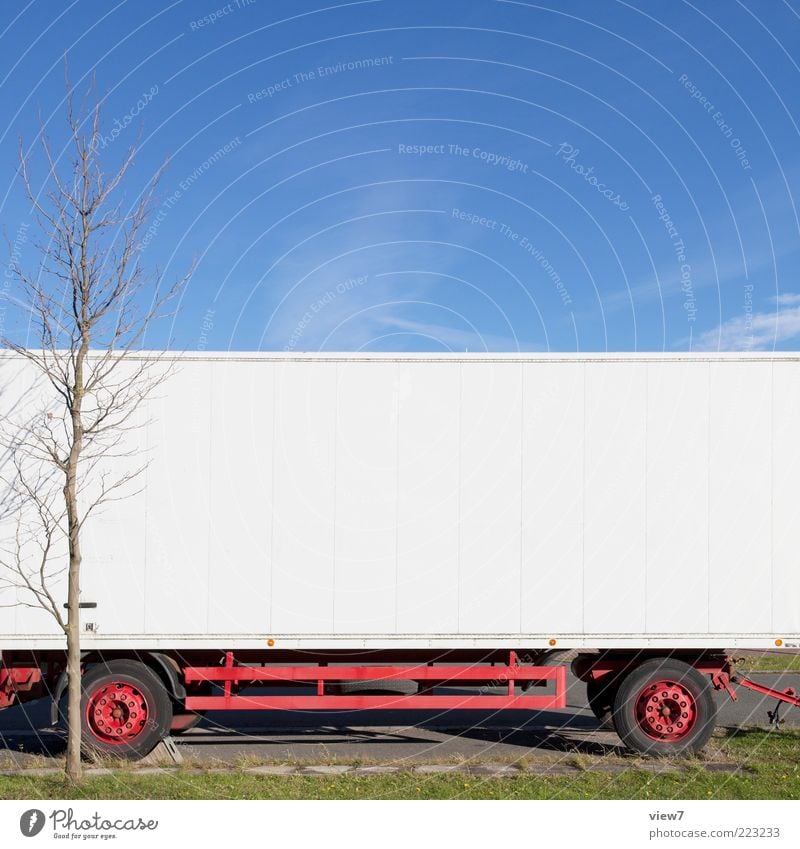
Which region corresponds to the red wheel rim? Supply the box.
[86,681,149,744]
[635,678,697,742]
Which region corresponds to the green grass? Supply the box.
[734,652,800,673]
[0,730,798,800]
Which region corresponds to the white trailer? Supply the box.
[1,351,799,757]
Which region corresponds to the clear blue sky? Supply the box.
[1,0,799,352]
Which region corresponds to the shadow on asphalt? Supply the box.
[184,717,625,757]
[0,692,626,762]
[0,728,66,759]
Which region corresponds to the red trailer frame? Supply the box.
[1,648,799,759]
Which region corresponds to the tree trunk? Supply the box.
[65,556,82,782]
[64,353,86,783]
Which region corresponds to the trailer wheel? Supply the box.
[612,659,716,756]
[170,681,210,734]
[80,660,173,759]
[522,650,572,691]
[332,679,419,696]
[586,675,619,730]
[170,711,205,734]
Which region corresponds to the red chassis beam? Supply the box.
[185,694,565,711]
[183,654,566,712]
[183,664,565,684]
[735,676,800,708]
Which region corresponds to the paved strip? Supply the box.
[0,761,747,778]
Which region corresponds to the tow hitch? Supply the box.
[714,667,800,727]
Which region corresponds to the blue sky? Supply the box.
[1,0,799,352]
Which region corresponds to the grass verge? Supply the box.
[0,729,797,800]
[734,652,800,673]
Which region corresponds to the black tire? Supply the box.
[79,660,173,759]
[170,681,211,734]
[612,659,717,757]
[586,675,620,730]
[521,650,573,691]
[332,679,419,696]
[170,711,205,734]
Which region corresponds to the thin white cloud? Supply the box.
[772,292,800,306]
[599,164,800,318]
[691,303,800,351]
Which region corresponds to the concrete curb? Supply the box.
[0,761,747,778]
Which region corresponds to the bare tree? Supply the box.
[0,77,192,782]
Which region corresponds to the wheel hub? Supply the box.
[635,679,697,742]
[86,681,149,744]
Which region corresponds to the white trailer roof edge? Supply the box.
[2,349,800,363]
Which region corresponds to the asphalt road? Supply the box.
[1,671,797,767]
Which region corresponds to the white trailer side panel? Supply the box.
[79,394,148,637]
[708,362,772,633]
[208,360,273,633]
[520,362,584,634]
[2,352,799,650]
[334,361,398,634]
[645,362,709,633]
[584,362,647,634]
[143,361,212,635]
[271,361,336,633]
[459,363,522,633]
[396,362,460,633]
[773,362,800,632]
